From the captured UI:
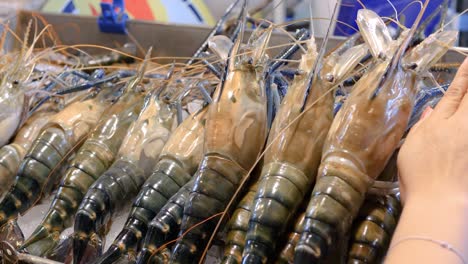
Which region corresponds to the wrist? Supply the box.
[388,194,468,262]
[399,194,468,235]
[405,191,468,209]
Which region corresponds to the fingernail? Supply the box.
[421,106,434,120]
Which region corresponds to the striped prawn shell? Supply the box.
[96,107,207,263]
[294,60,415,263]
[242,71,333,264]
[22,91,145,256]
[0,144,25,196]
[0,94,109,228]
[222,182,258,264]
[136,178,195,264]
[294,28,458,264]
[171,51,269,263]
[72,94,177,261]
[275,213,305,264]
[241,34,371,264]
[347,194,401,264]
[0,108,57,196]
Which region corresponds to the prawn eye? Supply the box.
[12,80,19,85]
[325,74,334,83]
[403,63,418,71]
[377,52,387,60]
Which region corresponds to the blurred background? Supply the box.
[0,0,466,46]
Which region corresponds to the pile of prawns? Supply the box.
[0,0,465,263]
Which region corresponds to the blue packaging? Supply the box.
[334,0,447,36]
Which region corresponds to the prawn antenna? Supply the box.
[300,0,339,112]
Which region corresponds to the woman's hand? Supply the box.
[397,57,468,205]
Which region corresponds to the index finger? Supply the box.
[433,57,468,118]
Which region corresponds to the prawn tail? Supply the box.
[347,195,401,263]
[21,226,60,257]
[46,235,73,262]
[72,231,103,264]
[295,163,371,263]
[93,243,136,264]
[0,220,24,250]
[242,163,309,264]
[276,213,305,264]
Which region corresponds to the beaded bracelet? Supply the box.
[387,236,466,264]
